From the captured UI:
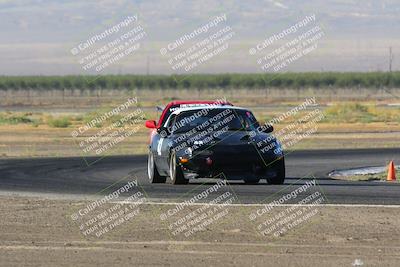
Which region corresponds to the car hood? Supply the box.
[172,130,277,146]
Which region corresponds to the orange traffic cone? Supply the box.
[387,161,396,181]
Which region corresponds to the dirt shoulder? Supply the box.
[0,196,399,266]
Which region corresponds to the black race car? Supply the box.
[147,106,285,185]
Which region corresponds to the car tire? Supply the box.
[243,178,260,185]
[266,157,285,185]
[148,151,166,183]
[169,151,189,185]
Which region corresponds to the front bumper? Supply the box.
[178,146,283,180]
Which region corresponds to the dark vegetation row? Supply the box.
[1,72,400,90]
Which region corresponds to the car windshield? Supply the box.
[171,108,259,134]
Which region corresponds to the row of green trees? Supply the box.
[1,72,400,90]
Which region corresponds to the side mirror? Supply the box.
[262,124,274,133]
[145,120,157,129]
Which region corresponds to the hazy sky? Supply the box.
[1,0,399,75]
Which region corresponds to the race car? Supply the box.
[147,105,285,185]
[145,100,232,143]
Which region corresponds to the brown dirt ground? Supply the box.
[0,196,399,266]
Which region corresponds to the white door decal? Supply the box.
[157,138,164,156]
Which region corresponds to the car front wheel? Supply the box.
[169,151,188,185]
[266,157,285,185]
[148,151,166,183]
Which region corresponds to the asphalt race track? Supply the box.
[0,148,399,205]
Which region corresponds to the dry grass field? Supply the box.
[0,87,399,158]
